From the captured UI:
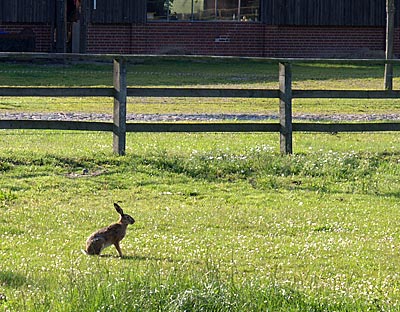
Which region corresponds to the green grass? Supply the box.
[0,131,400,311]
[1,58,400,311]
[1,58,400,115]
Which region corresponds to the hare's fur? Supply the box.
[85,203,135,257]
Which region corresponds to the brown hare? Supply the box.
[85,203,135,257]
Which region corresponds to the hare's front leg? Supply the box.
[114,241,123,257]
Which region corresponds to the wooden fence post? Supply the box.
[55,0,67,53]
[279,62,293,154]
[385,0,395,90]
[113,58,127,156]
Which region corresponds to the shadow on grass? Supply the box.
[96,253,176,263]
[0,271,27,288]
[94,253,206,265]
[0,59,391,87]
[123,254,175,262]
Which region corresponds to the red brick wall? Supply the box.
[86,23,399,58]
[1,21,399,58]
[87,24,132,54]
[87,23,266,56]
[263,26,389,58]
[0,24,53,52]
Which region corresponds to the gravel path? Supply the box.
[1,112,400,122]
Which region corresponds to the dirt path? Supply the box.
[1,112,400,122]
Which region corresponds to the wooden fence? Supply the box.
[0,52,400,155]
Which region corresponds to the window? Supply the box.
[147,0,260,22]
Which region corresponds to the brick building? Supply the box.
[0,0,398,58]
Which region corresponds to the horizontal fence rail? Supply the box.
[0,52,399,155]
[0,120,114,131]
[0,87,114,97]
[2,87,400,99]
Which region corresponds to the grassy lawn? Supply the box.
[0,58,400,311]
[0,58,400,115]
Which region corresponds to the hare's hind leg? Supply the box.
[86,237,106,255]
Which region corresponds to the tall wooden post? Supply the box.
[56,0,67,53]
[113,58,127,156]
[279,62,293,154]
[385,0,395,90]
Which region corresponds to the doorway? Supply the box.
[67,0,81,52]
[55,0,84,53]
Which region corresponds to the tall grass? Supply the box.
[13,263,376,312]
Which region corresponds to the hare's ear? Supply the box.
[114,203,124,215]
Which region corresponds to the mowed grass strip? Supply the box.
[1,59,400,115]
